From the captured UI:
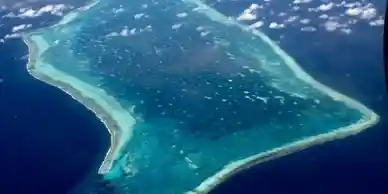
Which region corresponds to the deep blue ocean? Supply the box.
[0,12,110,194]
[0,1,387,194]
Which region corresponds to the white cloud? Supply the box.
[340,28,352,34]
[301,26,316,32]
[4,4,68,18]
[232,0,383,34]
[237,3,261,21]
[345,6,377,20]
[237,11,257,21]
[176,12,188,18]
[134,13,144,19]
[249,4,260,10]
[360,8,377,20]
[300,19,310,24]
[318,14,329,19]
[106,32,119,37]
[172,23,182,29]
[2,12,16,18]
[130,28,136,34]
[120,28,129,36]
[113,8,124,13]
[293,0,312,4]
[278,12,287,17]
[269,22,285,29]
[344,2,362,8]
[285,16,299,23]
[248,21,264,29]
[346,8,363,16]
[18,9,36,17]
[11,24,32,32]
[369,18,384,26]
[4,33,21,39]
[323,21,345,32]
[317,3,334,11]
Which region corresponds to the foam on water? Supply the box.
[23,0,379,193]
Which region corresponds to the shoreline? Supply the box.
[22,33,135,176]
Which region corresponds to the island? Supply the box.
[23,0,379,193]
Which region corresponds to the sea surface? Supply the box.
[0,0,387,194]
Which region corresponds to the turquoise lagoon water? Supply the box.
[24,0,378,193]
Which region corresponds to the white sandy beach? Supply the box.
[24,34,136,175]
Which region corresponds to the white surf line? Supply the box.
[183,0,379,193]
[23,34,136,176]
